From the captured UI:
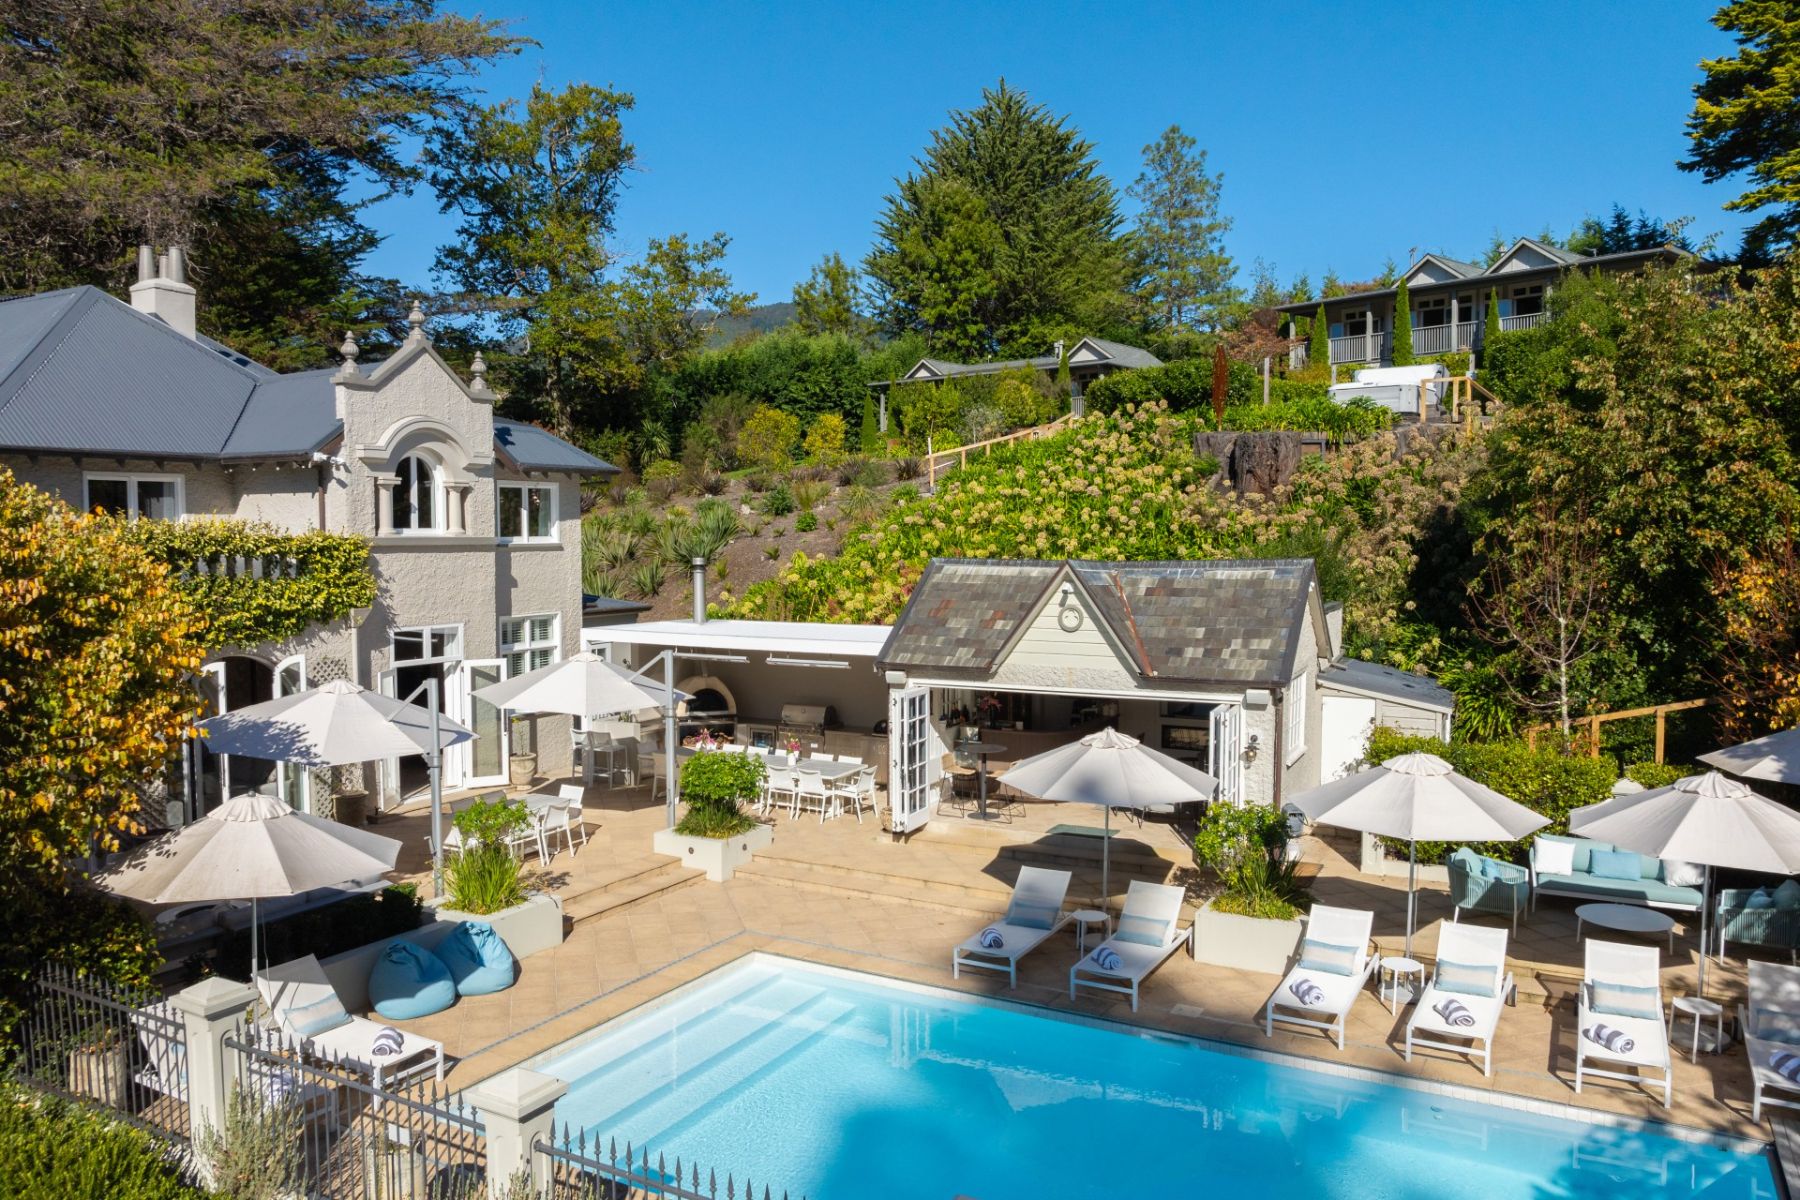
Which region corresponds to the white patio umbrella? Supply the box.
[97,791,402,977]
[196,678,473,891]
[1570,770,1800,995]
[1289,752,1548,959]
[997,727,1218,912]
[1700,727,1800,784]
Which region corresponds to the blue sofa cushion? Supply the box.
[1589,849,1642,881]
[435,921,516,997]
[1534,872,1702,908]
[1778,880,1800,910]
[1749,889,1777,910]
[369,941,456,1020]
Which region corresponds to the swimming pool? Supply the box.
[535,957,1775,1200]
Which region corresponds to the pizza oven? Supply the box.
[675,674,736,740]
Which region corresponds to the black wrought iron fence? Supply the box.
[536,1124,806,1200]
[16,965,192,1145]
[225,1023,486,1200]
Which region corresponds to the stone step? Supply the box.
[733,856,1008,918]
[561,860,705,925]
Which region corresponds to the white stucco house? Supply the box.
[0,246,615,822]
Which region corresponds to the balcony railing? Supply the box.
[1411,321,1479,357]
[1500,312,1548,332]
[1329,332,1391,365]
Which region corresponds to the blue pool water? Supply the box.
[538,959,1775,1200]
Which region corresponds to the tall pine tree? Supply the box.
[1127,124,1238,332]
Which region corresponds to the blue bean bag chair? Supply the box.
[368,940,456,1020]
[434,921,516,997]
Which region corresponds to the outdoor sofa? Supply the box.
[1717,883,1800,961]
[1446,848,1529,934]
[1527,833,1703,913]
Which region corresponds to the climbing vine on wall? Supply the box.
[125,519,377,650]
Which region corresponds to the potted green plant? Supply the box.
[1191,802,1309,973]
[443,799,530,915]
[652,749,773,881]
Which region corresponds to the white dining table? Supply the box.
[675,748,863,782]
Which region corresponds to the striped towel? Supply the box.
[1770,1050,1800,1083]
[1288,978,1325,1007]
[1584,1024,1635,1054]
[978,927,1005,950]
[370,1026,405,1058]
[1434,998,1476,1028]
[1090,946,1122,972]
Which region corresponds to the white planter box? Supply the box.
[1192,900,1305,975]
[318,892,564,1012]
[653,823,773,881]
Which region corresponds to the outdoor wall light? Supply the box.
[1243,733,1261,763]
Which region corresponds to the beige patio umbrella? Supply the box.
[97,791,402,977]
[998,727,1218,912]
[1289,752,1548,959]
[1700,727,1800,784]
[471,652,689,788]
[1570,770,1800,995]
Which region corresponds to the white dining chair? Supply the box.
[539,800,577,860]
[504,807,549,863]
[556,784,587,851]
[836,755,863,766]
[764,768,798,817]
[832,766,875,824]
[795,769,831,822]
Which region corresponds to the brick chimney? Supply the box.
[129,244,197,339]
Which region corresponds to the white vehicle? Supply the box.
[1327,363,1449,416]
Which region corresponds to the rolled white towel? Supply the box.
[1289,978,1325,1007]
[1433,998,1476,1028]
[1584,1023,1635,1055]
[370,1026,405,1058]
[978,926,1005,950]
[1090,946,1122,972]
[1770,1050,1800,1083]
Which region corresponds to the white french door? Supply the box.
[887,686,936,833]
[274,654,309,811]
[376,668,400,810]
[453,658,509,788]
[1210,702,1243,806]
[201,661,230,806]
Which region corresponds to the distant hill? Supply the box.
[702,301,795,347]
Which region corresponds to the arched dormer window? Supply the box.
[392,453,440,532]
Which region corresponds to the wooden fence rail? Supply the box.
[1524,697,1712,763]
[925,414,1075,490]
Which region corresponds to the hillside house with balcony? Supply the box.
[0,246,616,821]
[1275,238,1690,369]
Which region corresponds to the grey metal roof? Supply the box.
[1273,245,1690,314]
[878,557,1322,688]
[0,285,613,472]
[903,337,1162,381]
[495,419,613,473]
[1318,658,1454,712]
[1081,337,1162,369]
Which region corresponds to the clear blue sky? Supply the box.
[362,0,1747,305]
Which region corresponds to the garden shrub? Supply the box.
[892,379,965,450]
[215,884,423,979]
[738,405,803,472]
[642,458,681,501]
[796,512,818,532]
[445,800,530,915]
[1365,728,1621,864]
[803,413,848,466]
[1624,761,1689,790]
[1193,802,1305,920]
[0,1082,205,1199]
[675,751,763,839]
[760,483,796,516]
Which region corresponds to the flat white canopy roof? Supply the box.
[583,619,892,659]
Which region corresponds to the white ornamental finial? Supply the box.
[471,350,488,383]
[407,298,427,340]
[338,330,360,372]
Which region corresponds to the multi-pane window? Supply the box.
[498,482,556,542]
[84,473,182,520]
[1285,670,1309,764]
[1503,284,1546,317]
[393,625,462,664]
[499,614,558,677]
[1415,296,1451,328]
[392,454,438,532]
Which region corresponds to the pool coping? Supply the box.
[518,950,1777,1170]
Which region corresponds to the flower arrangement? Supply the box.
[977,694,1002,722]
[784,736,802,756]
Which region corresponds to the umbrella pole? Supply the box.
[427,676,445,897]
[1698,865,1711,1000]
[251,896,259,982]
[1405,839,1418,962]
[1103,805,1111,915]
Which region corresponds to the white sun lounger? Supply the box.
[1264,906,1377,1050]
[1405,922,1514,1077]
[1574,939,1671,1108]
[256,953,445,1090]
[1069,881,1193,1012]
[129,1001,338,1127]
[1739,959,1800,1122]
[952,866,1074,988]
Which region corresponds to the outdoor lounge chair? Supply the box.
[1574,939,1671,1108]
[1068,880,1193,1012]
[1739,959,1800,1122]
[1264,905,1377,1050]
[129,1002,338,1127]
[256,953,446,1090]
[952,865,1073,988]
[1405,922,1514,1076]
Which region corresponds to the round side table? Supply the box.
[1670,994,1725,1060]
[1378,956,1425,1013]
[1070,909,1110,956]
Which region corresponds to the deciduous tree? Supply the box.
[792,253,865,339]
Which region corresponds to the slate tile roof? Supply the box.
[878,557,1321,688]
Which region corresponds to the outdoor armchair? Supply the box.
[1716,888,1800,962]
[1447,847,1529,935]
